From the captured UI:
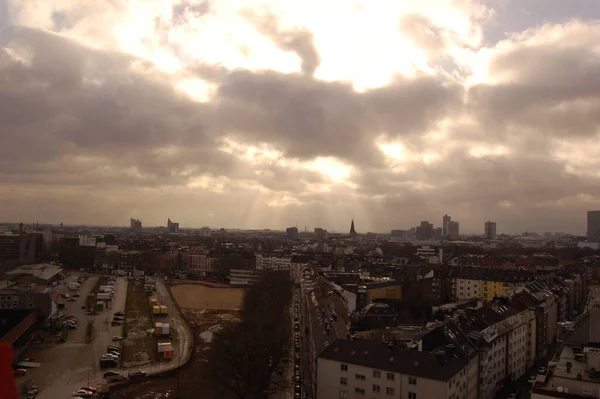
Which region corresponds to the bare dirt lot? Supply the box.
[111,309,240,399]
[122,280,154,367]
[170,284,245,310]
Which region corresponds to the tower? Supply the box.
[350,219,357,238]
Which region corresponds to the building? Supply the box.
[450,267,536,301]
[0,282,58,321]
[448,221,460,240]
[0,233,45,263]
[587,211,600,242]
[286,227,299,240]
[317,338,477,399]
[5,264,62,285]
[417,221,433,240]
[229,269,262,286]
[255,253,291,271]
[442,215,451,236]
[416,245,443,264]
[198,227,211,237]
[314,228,328,240]
[532,345,600,398]
[130,217,142,232]
[167,218,179,233]
[484,221,497,238]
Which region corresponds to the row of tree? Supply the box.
[208,271,294,399]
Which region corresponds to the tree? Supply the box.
[207,271,293,398]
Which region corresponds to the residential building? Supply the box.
[317,338,477,399]
[532,345,600,398]
[255,253,291,271]
[416,245,443,264]
[450,267,536,301]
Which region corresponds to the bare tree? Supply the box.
[208,271,293,398]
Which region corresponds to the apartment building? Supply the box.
[525,282,558,344]
[456,304,536,399]
[255,253,291,271]
[185,248,218,274]
[317,339,476,399]
[450,267,536,301]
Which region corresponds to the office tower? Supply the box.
[485,220,497,238]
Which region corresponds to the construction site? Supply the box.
[111,284,244,399]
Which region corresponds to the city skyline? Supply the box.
[2,1,600,234]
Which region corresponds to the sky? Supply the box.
[1,0,600,235]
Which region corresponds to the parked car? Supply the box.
[112,336,123,341]
[72,390,94,398]
[14,369,28,376]
[538,366,548,374]
[111,321,122,326]
[103,371,120,378]
[114,311,125,316]
[128,371,147,379]
[107,346,120,352]
[80,386,97,393]
[73,293,80,297]
[107,375,127,382]
[68,297,77,302]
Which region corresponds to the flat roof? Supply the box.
[6,263,62,281]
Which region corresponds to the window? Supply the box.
[386,373,395,381]
[373,385,381,393]
[408,392,417,399]
[373,370,381,378]
[340,391,348,399]
[340,377,348,385]
[341,364,348,371]
[409,377,417,385]
[355,388,365,395]
[356,374,366,380]
[27,303,34,308]
[386,387,395,395]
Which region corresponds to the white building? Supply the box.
[255,253,291,271]
[229,269,262,286]
[78,235,97,247]
[317,339,477,399]
[416,245,443,264]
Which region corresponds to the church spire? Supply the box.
[350,219,357,238]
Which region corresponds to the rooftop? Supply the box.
[319,338,469,382]
[5,263,62,282]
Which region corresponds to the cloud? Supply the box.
[244,10,321,77]
[1,1,600,235]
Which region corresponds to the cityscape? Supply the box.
[3,1,600,399]
[2,211,600,398]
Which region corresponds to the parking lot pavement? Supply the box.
[27,273,128,399]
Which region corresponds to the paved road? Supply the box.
[30,273,128,399]
[138,278,193,374]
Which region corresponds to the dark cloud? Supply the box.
[2,16,600,233]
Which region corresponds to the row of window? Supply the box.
[340,364,417,384]
[339,390,417,398]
